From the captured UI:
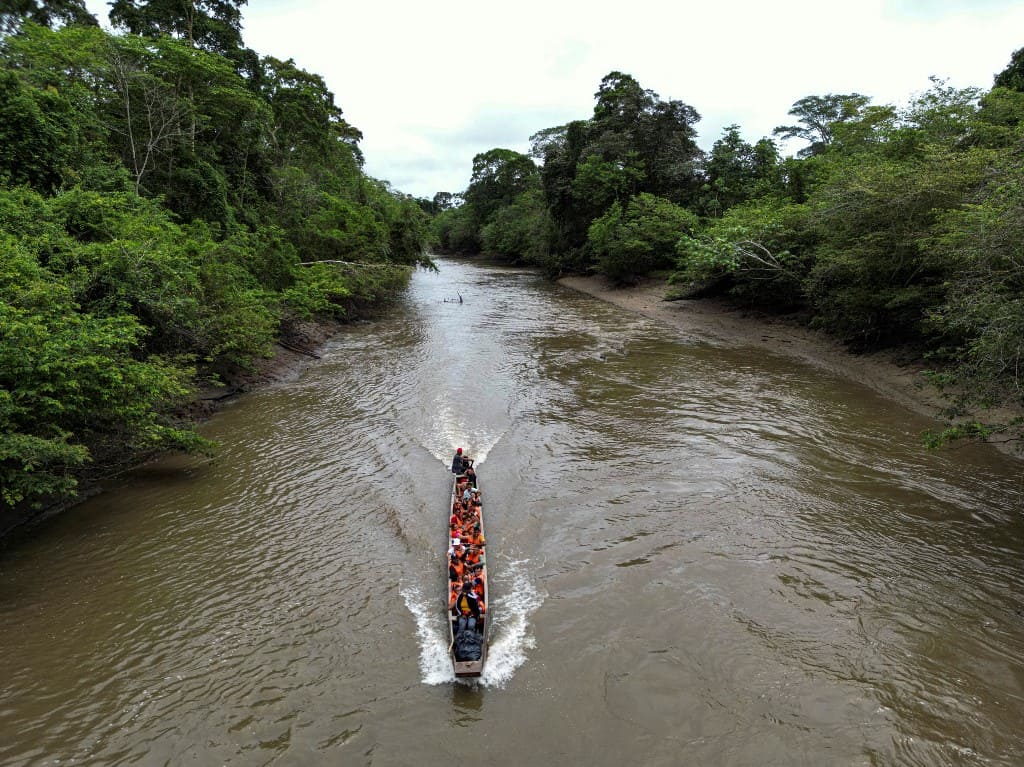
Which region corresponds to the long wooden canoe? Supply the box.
[447,464,489,677]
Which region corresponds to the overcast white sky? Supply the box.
[86,0,1024,198]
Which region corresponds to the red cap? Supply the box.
[456,447,462,454]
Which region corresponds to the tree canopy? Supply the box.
[1,7,432,511]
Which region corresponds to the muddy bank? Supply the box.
[559,275,1021,457]
[205,317,345,400]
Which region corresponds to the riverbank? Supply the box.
[1,317,349,541]
[558,275,1015,440]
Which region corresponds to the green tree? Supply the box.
[587,193,697,283]
[480,188,552,265]
[0,68,78,192]
[534,72,703,265]
[571,152,644,214]
[0,237,204,508]
[431,203,479,254]
[773,93,872,157]
[1,0,96,34]
[993,46,1024,92]
[431,191,458,211]
[701,125,758,216]
[674,198,813,309]
[589,71,702,203]
[109,0,247,55]
[259,55,363,172]
[463,148,539,226]
[533,119,589,253]
[926,152,1024,414]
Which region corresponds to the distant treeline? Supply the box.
[430,62,1024,448]
[1,1,433,511]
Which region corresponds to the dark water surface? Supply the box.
[2,259,1023,766]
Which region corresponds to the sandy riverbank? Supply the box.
[559,274,951,422]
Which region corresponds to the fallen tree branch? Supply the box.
[276,340,321,359]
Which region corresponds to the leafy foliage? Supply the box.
[480,189,552,265]
[109,0,247,55]
[0,239,204,506]
[588,193,697,283]
[772,93,872,157]
[675,198,811,309]
[0,14,430,510]
[1,0,95,34]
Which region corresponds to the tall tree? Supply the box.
[0,0,96,34]
[431,191,458,211]
[109,0,246,55]
[259,55,363,172]
[463,148,539,226]
[589,71,702,202]
[993,46,1024,92]
[773,93,872,157]
[702,124,758,216]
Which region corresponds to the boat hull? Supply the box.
[447,466,489,678]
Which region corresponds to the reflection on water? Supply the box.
[1,258,1022,766]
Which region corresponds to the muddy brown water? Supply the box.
[2,258,1023,767]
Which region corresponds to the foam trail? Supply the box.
[400,582,454,685]
[428,423,510,468]
[480,559,545,688]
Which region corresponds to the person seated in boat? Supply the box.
[472,585,486,621]
[451,447,473,474]
[472,575,485,601]
[464,545,480,566]
[450,582,481,633]
[464,574,485,609]
[464,464,477,487]
[449,552,465,583]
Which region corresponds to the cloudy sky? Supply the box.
[86,0,1024,198]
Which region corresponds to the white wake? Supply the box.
[479,558,544,687]
[402,558,544,687]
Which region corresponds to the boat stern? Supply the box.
[453,659,484,677]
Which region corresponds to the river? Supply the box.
[1,258,1023,766]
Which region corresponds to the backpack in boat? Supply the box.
[454,629,483,661]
